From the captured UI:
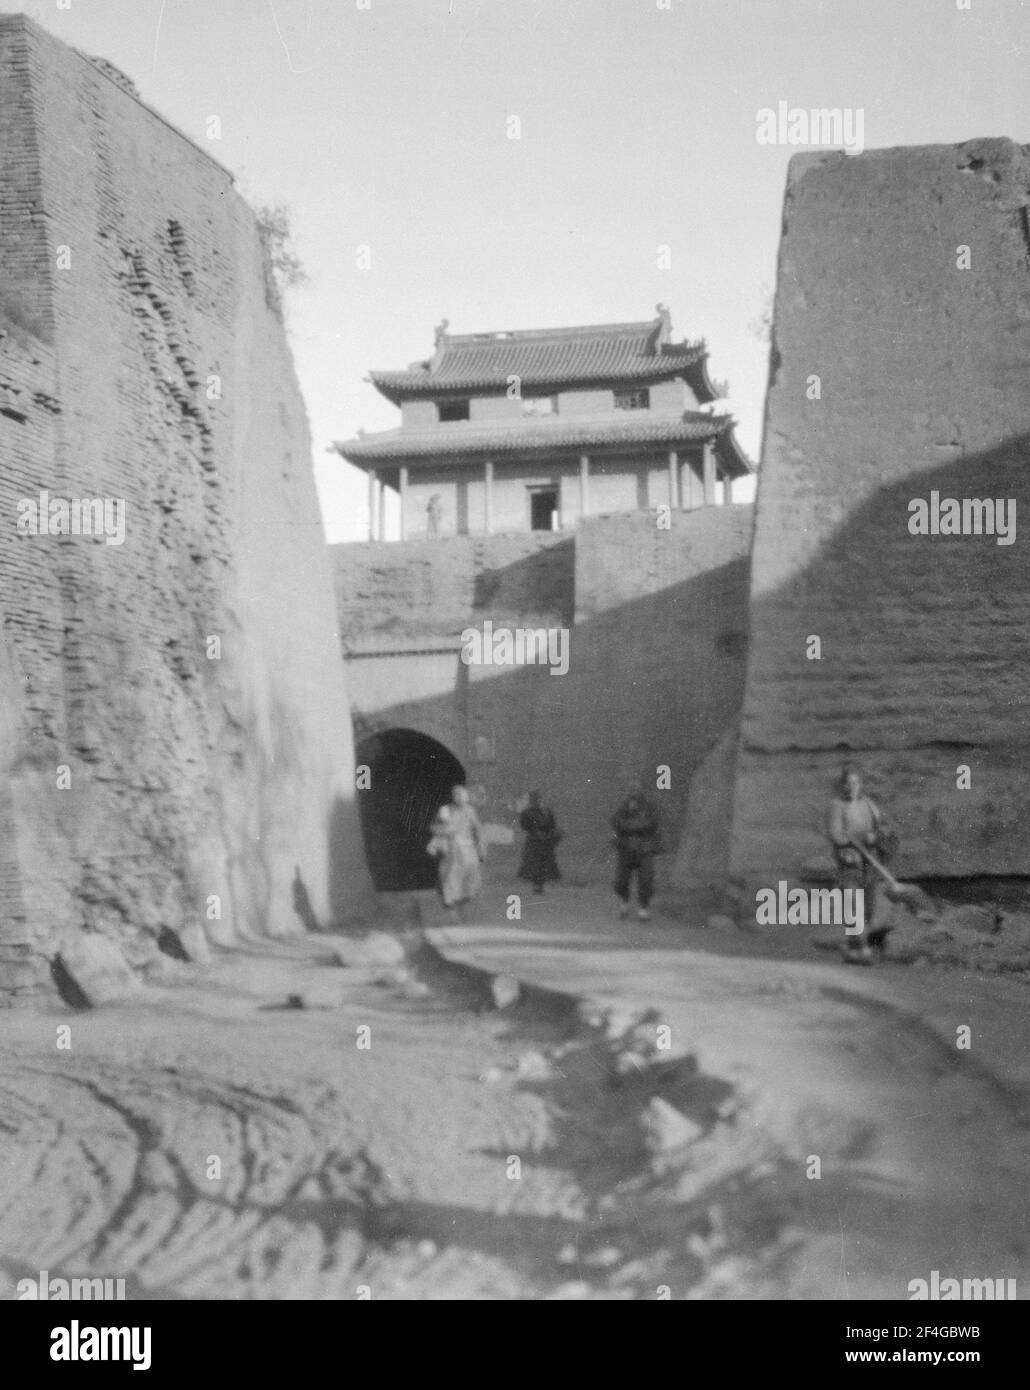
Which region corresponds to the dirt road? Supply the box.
[1,888,1027,1300]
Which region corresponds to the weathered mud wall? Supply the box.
[0,16,370,1000]
[332,530,575,642]
[730,140,1030,883]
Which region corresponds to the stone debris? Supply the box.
[883,902,1030,971]
[143,954,188,985]
[601,1007,640,1043]
[577,1002,613,1031]
[516,1050,552,1080]
[286,979,349,1010]
[490,974,521,1010]
[55,934,141,1008]
[400,979,432,1001]
[642,1097,703,1157]
[940,905,1002,935]
[330,933,406,969]
[606,1009,684,1079]
[614,1050,650,1079]
[370,965,410,988]
[179,923,212,964]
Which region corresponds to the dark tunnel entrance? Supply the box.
[355,728,466,891]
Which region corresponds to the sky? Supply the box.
[9,0,1030,539]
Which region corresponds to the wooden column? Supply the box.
[723,471,733,505]
[668,449,679,510]
[367,468,378,541]
[579,453,590,522]
[398,465,409,540]
[702,441,717,506]
[484,459,494,534]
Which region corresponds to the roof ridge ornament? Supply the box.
[427,318,450,373]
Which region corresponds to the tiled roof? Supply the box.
[334,411,751,476]
[370,313,708,402]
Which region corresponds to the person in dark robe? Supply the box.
[611,780,662,921]
[517,790,562,893]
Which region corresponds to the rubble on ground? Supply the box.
[882,904,1030,973]
[330,931,406,968]
[55,934,141,1007]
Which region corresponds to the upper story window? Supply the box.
[614,387,650,411]
[438,399,470,422]
[522,394,557,417]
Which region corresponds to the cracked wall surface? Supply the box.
[0,16,371,1000]
[730,140,1030,882]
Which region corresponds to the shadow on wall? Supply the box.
[291,865,320,933]
[342,551,751,887]
[732,431,1030,881]
[472,540,575,627]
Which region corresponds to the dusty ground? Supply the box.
[0,938,575,1300]
[1,882,1027,1300]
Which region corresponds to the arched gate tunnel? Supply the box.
[355,728,466,890]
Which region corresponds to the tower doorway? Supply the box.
[529,487,559,531]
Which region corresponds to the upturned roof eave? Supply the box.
[333,414,751,478]
[367,354,707,405]
[684,353,722,406]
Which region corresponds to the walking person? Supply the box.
[517,790,562,894]
[827,763,894,963]
[426,493,443,537]
[427,785,485,921]
[611,780,662,922]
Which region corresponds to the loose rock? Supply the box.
[643,1097,703,1155]
[400,979,432,1001]
[56,935,140,1007]
[490,974,521,1010]
[371,965,410,988]
[330,932,406,969]
[288,978,348,1010]
[516,1051,552,1080]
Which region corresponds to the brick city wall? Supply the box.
[0,16,370,1000]
[730,140,1030,883]
[334,506,752,883]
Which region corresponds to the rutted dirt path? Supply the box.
[422,886,1030,1299]
[0,941,570,1299]
[1,894,1028,1300]
[2,935,695,1300]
